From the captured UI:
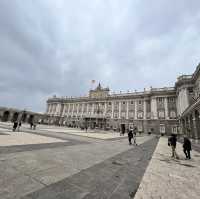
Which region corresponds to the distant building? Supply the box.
[46,63,200,139]
[0,107,43,124]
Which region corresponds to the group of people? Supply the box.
[13,121,37,131]
[13,121,21,132]
[168,134,192,160]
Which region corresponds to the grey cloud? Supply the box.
[0,0,200,112]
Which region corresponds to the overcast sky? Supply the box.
[0,0,200,112]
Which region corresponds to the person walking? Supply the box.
[133,127,137,145]
[128,128,133,145]
[17,122,21,132]
[13,121,18,132]
[168,134,179,159]
[183,136,192,159]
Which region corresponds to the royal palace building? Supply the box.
[46,63,200,139]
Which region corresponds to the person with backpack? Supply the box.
[13,121,18,132]
[183,136,192,159]
[128,128,133,145]
[168,134,179,159]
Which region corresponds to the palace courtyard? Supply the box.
[0,122,200,199]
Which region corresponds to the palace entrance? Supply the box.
[83,116,107,130]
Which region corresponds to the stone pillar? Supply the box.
[92,103,95,115]
[72,103,75,116]
[181,119,186,134]
[144,100,147,120]
[164,97,169,119]
[193,112,199,139]
[111,102,114,119]
[67,104,70,116]
[104,102,107,116]
[126,101,129,119]
[188,115,193,138]
[81,103,84,117]
[135,101,137,120]
[119,101,121,119]
[77,104,79,115]
[86,103,89,114]
[151,97,157,119]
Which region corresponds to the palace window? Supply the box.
[129,111,134,118]
[130,101,134,105]
[168,97,175,102]
[121,112,126,118]
[122,101,126,105]
[137,112,143,119]
[158,97,164,103]
[114,113,118,118]
[170,111,176,119]
[172,126,177,134]
[158,111,165,119]
[160,125,165,134]
[138,100,142,105]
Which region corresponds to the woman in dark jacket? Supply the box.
[183,137,192,159]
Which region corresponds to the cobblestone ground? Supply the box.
[0,122,156,199]
[135,137,200,199]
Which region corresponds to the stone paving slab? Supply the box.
[22,137,158,199]
[0,135,153,199]
[0,122,124,140]
[39,128,123,140]
[0,132,67,146]
[134,137,200,199]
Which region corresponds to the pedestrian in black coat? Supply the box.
[128,129,133,145]
[183,137,192,159]
[13,121,18,132]
[168,134,179,159]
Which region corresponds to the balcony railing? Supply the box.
[177,75,192,81]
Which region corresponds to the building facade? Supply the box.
[46,63,200,138]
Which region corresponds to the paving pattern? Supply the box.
[0,132,67,147]
[0,122,155,199]
[135,137,200,199]
[22,138,158,199]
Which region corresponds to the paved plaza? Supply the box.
[0,122,200,199]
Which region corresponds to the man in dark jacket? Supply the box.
[13,121,18,132]
[183,136,192,159]
[128,129,133,145]
[168,134,179,159]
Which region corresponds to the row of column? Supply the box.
[181,111,200,139]
[48,96,170,120]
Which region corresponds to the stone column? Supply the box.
[67,104,71,116]
[126,101,129,119]
[151,97,157,119]
[92,103,95,115]
[119,101,121,119]
[77,104,79,115]
[164,97,169,120]
[81,103,84,117]
[62,105,66,117]
[111,102,114,119]
[144,100,147,120]
[86,103,88,114]
[104,102,107,116]
[188,116,193,138]
[72,103,75,116]
[135,100,137,120]
[193,112,199,139]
